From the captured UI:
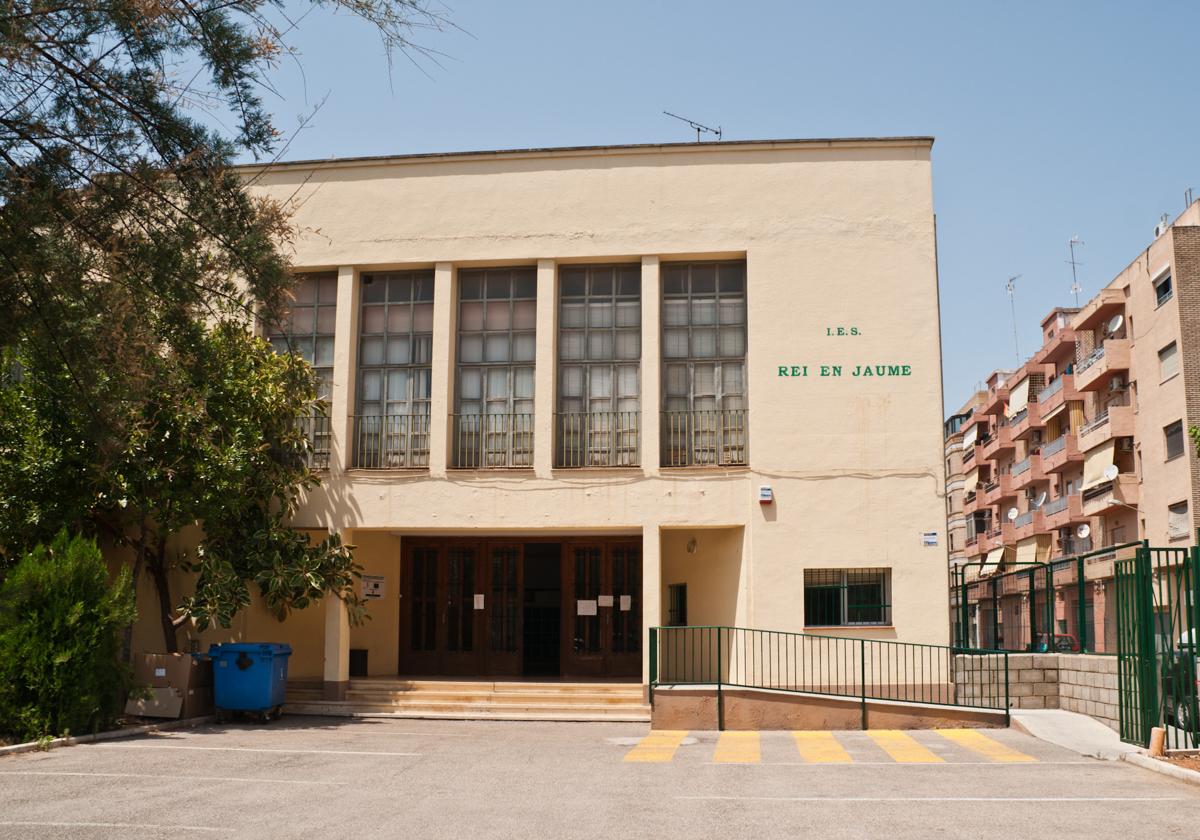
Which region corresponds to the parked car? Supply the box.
[1165,629,1199,738]
[1031,633,1080,653]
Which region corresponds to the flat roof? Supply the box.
[238,136,935,172]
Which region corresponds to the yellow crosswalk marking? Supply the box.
[714,731,761,764]
[792,731,853,763]
[936,728,1037,762]
[624,730,688,763]
[867,730,945,763]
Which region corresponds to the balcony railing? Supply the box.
[452,413,534,469]
[1042,436,1067,458]
[1014,510,1036,528]
[661,409,748,467]
[963,447,975,463]
[1038,377,1064,402]
[1080,411,1110,437]
[555,412,640,468]
[352,414,431,469]
[1043,495,1070,516]
[1012,456,1032,476]
[1075,345,1106,374]
[296,413,331,470]
[1010,407,1029,426]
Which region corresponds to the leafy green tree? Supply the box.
[0,1,452,647]
[0,531,137,741]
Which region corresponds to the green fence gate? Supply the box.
[1115,542,1200,749]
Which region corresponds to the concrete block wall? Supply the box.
[954,653,1119,731]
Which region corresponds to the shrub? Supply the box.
[0,531,136,741]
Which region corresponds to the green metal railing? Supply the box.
[650,625,1009,730]
[951,542,1143,654]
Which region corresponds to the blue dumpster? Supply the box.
[208,643,291,722]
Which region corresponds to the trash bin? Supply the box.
[207,643,292,723]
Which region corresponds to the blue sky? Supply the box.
[261,0,1200,411]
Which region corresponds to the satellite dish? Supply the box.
[1102,464,1120,482]
[1007,507,1020,521]
[1033,492,1048,509]
[1107,314,1124,335]
[1077,523,1091,539]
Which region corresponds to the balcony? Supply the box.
[352,414,431,470]
[1043,493,1086,530]
[1034,327,1078,365]
[1010,403,1045,441]
[1077,404,1134,451]
[980,473,1013,505]
[964,490,980,514]
[452,413,534,469]
[296,413,331,471]
[661,409,748,468]
[1040,434,1083,473]
[979,384,1010,416]
[1082,473,1140,517]
[962,444,976,465]
[1074,339,1131,391]
[980,425,1014,459]
[1072,288,1125,332]
[977,522,1014,553]
[1011,453,1045,491]
[1012,508,1045,540]
[1036,374,1078,419]
[555,412,640,468]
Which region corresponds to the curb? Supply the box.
[1122,751,1200,786]
[0,716,214,758]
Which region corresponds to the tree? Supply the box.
[0,1,452,647]
[0,531,137,740]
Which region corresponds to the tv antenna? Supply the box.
[663,111,722,143]
[1006,275,1022,364]
[1066,235,1084,305]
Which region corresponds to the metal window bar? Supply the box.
[452,413,534,468]
[661,409,747,467]
[554,411,640,468]
[352,414,431,469]
[296,413,331,470]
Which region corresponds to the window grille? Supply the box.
[804,568,891,627]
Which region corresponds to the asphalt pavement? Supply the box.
[0,716,1196,839]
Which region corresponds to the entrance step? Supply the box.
[283,679,649,723]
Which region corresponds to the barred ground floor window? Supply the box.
[803,568,891,627]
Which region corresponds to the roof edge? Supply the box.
[235,136,935,173]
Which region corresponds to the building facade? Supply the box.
[944,391,987,567]
[951,201,1200,651]
[129,138,950,698]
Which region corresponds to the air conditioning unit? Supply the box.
[1155,214,1169,238]
[1109,375,1126,391]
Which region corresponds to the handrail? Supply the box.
[650,625,1010,729]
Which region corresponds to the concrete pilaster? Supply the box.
[534,259,556,477]
[640,257,661,475]
[429,262,455,477]
[641,524,662,691]
[323,577,351,700]
[331,266,360,473]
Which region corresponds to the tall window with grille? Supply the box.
[804,568,891,627]
[356,271,434,469]
[266,273,337,469]
[557,264,641,467]
[454,267,537,467]
[661,261,747,466]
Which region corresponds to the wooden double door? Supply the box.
[398,539,641,678]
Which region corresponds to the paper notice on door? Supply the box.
[577,599,598,616]
[473,593,485,610]
[619,595,632,612]
[597,595,614,608]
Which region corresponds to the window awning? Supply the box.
[1015,537,1039,566]
[962,423,978,448]
[1035,535,1053,563]
[965,468,980,492]
[1040,400,1069,424]
[1081,439,1116,491]
[1006,377,1031,418]
[980,547,1006,577]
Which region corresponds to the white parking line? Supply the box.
[92,744,422,756]
[0,770,351,785]
[0,821,230,833]
[678,795,1184,803]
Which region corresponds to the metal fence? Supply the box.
[951,542,1143,655]
[660,409,748,467]
[651,625,1009,730]
[296,413,331,470]
[554,411,640,468]
[352,414,431,469]
[451,413,534,468]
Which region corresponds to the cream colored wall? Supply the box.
[225,140,949,671]
[660,528,747,628]
[347,530,401,676]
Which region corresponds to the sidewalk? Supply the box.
[1010,709,1138,761]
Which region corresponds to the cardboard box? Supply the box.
[125,686,183,718]
[130,653,214,718]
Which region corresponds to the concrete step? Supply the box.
[341,690,643,705]
[342,680,642,695]
[283,701,651,723]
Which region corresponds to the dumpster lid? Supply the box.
[207,643,292,656]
